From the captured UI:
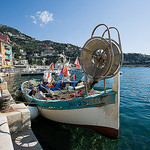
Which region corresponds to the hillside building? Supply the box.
[0,33,13,67]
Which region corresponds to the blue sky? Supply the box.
[0,0,150,55]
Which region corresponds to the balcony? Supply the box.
[5,55,11,61]
[4,44,11,50]
[5,50,11,55]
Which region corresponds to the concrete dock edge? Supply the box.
[0,114,14,150]
[0,79,43,150]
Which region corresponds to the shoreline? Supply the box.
[122,65,150,67]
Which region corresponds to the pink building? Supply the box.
[0,33,13,67]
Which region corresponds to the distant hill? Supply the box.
[42,40,54,45]
[0,24,150,66]
[123,53,150,67]
[0,24,80,65]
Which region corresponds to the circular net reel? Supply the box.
[80,37,114,81]
[80,24,123,81]
[105,39,123,79]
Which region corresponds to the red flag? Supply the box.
[64,68,69,77]
[50,64,54,71]
[73,73,76,80]
[51,78,55,84]
[74,57,80,67]
[63,68,66,73]
[48,64,54,78]
[48,70,51,78]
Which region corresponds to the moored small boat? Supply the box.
[21,24,123,139]
[21,73,120,138]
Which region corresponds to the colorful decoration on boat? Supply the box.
[74,57,80,67]
[73,73,76,81]
[50,64,54,71]
[63,68,69,77]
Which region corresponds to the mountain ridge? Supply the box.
[0,24,81,65]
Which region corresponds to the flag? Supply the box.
[63,67,66,73]
[73,73,76,80]
[47,70,51,78]
[51,78,55,84]
[50,64,54,71]
[60,67,64,74]
[48,63,54,78]
[74,57,80,67]
[64,68,69,77]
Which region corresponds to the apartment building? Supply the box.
[0,33,13,67]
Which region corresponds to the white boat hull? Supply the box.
[39,100,119,138]
[39,103,117,128]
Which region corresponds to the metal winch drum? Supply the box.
[80,24,123,81]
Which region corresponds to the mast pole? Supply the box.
[85,74,89,96]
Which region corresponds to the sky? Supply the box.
[0,0,150,55]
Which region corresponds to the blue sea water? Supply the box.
[4,67,150,150]
[119,67,150,150]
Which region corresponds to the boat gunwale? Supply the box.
[21,80,116,103]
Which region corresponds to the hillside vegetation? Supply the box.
[0,25,80,65]
[123,53,150,67]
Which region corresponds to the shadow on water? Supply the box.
[31,115,118,150]
[32,116,72,150]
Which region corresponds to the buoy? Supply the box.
[27,104,39,120]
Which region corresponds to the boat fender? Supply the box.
[74,84,85,90]
[68,85,86,90]
[68,86,74,90]
[27,105,39,120]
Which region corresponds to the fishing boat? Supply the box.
[21,24,123,139]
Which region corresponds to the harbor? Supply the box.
[0,0,150,148]
[1,67,150,150]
